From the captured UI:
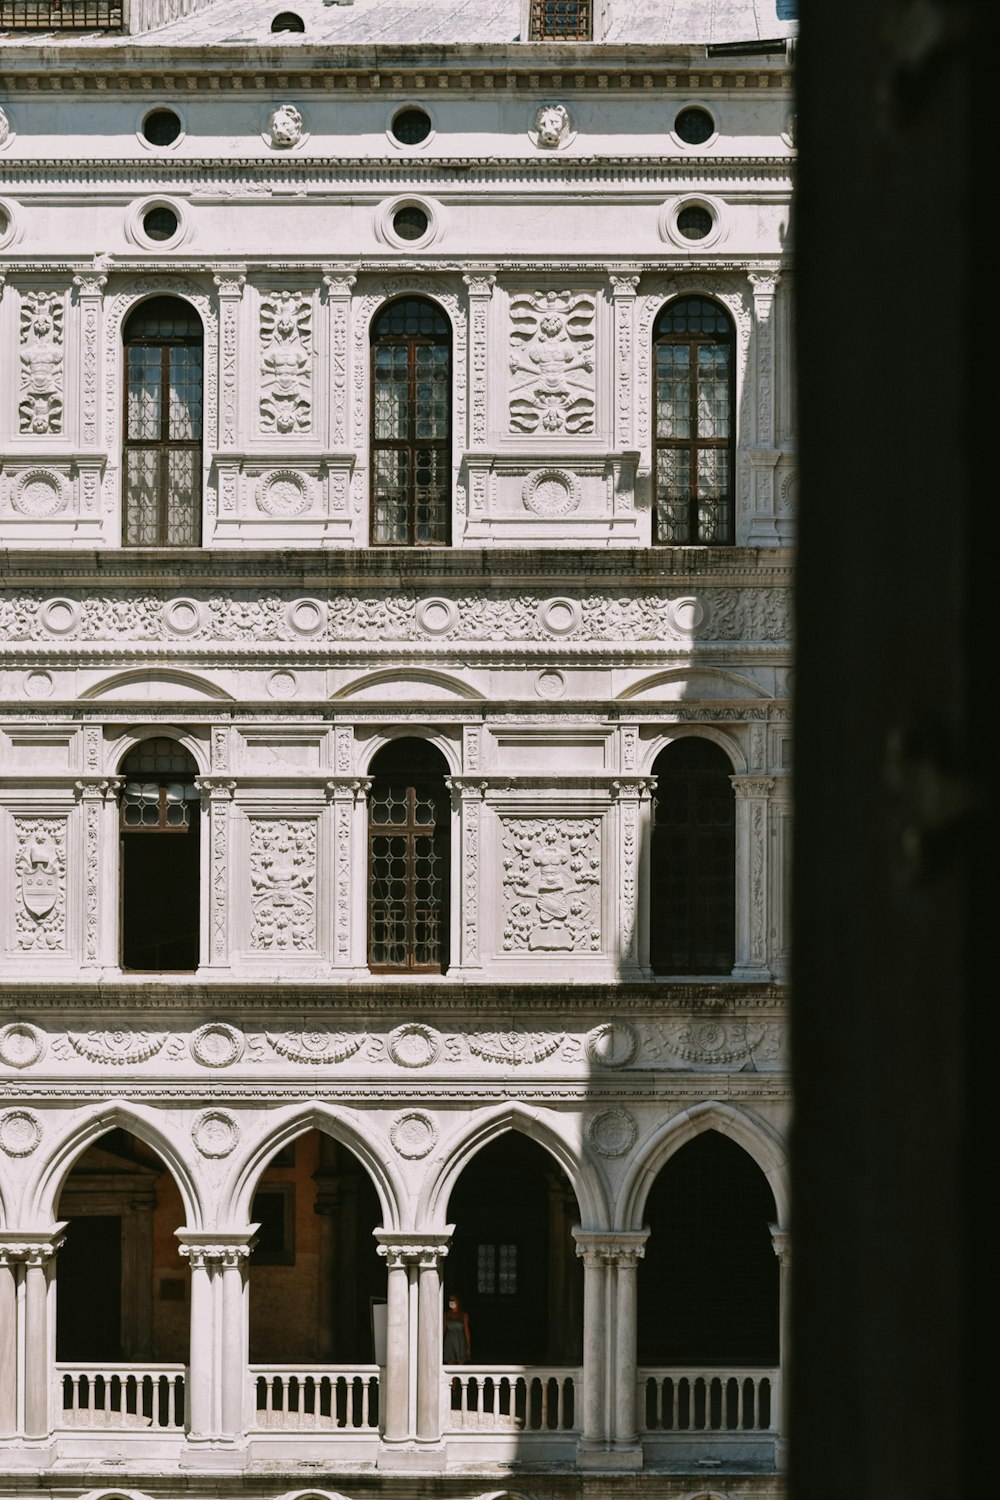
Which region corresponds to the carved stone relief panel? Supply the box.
[259,290,313,435]
[508,289,596,435]
[13,816,67,952]
[500,816,602,954]
[19,290,64,435]
[248,816,317,951]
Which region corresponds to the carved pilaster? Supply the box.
[609,272,640,452]
[72,273,107,450]
[213,271,246,450]
[747,270,782,542]
[612,778,655,974]
[75,778,115,967]
[731,774,776,977]
[196,777,236,968]
[446,777,489,970]
[463,272,495,450]
[323,271,357,447]
[326,776,370,964]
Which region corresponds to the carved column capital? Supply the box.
[72,273,107,298]
[322,268,358,297]
[748,269,781,303]
[608,272,641,297]
[194,776,237,801]
[730,775,776,799]
[770,1224,791,1267]
[573,1229,649,1266]
[463,272,496,298]
[325,776,372,802]
[176,1229,258,1269]
[445,776,490,800]
[74,777,117,801]
[611,777,656,801]
[375,1229,454,1270]
[212,271,247,298]
[0,1227,67,1266]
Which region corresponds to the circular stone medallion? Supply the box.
[162,597,204,636]
[14,469,66,517]
[24,670,54,699]
[267,670,299,700]
[39,597,81,635]
[522,469,580,517]
[286,598,327,638]
[585,1020,639,1069]
[537,597,582,637]
[587,1108,638,1157]
[415,597,459,636]
[387,1023,441,1069]
[258,470,310,517]
[390,1111,438,1159]
[0,1022,45,1069]
[0,1108,42,1157]
[535,669,566,700]
[191,1022,245,1068]
[192,1109,240,1158]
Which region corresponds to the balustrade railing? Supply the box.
[249,1365,380,1430]
[638,1367,778,1433]
[57,1364,185,1429]
[443,1365,578,1433]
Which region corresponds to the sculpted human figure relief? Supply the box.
[268,103,304,148]
[249,818,316,950]
[19,291,64,434]
[502,817,601,953]
[509,289,596,434]
[534,102,571,149]
[259,290,312,433]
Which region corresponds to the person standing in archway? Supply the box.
[443,1293,471,1364]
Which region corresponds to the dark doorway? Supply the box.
[57,1215,122,1361]
[638,1131,778,1366]
[446,1134,582,1365]
[119,737,200,971]
[650,737,735,974]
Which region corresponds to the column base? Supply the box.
[378,1439,447,1471]
[732,963,773,981]
[576,1439,644,1470]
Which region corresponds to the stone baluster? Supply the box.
[731,775,776,978]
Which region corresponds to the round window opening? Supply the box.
[0,208,8,236]
[391,107,432,145]
[675,106,714,145]
[271,10,304,30]
[676,204,714,241]
[392,204,429,241]
[142,206,180,242]
[142,108,182,146]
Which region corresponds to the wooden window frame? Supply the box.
[528,0,593,41]
[367,771,450,975]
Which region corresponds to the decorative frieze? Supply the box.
[508,289,596,435]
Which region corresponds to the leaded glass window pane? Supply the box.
[652,297,735,546]
[122,298,202,546]
[370,298,451,546]
[368,740,450,972]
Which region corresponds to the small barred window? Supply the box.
[529,0,592,42]
[1,0,123,28]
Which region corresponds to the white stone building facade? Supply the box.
[0,4,796,1498]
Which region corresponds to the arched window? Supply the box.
[370,297,451,546]
[123,297,203,547]
[119,738,200,971]
[652,296,735,546]
[650,738,735,974]
[367,738,450,972]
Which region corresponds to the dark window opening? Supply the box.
[1,0,123,28]
[638,1132,779,1365]
[270,10,303,31]
[676,204,714,240]
[529,0,592,41]
[123,296,202,546]
[370,297,451,546]
[142,110,182,147]
[652,295,735,545]
[650,737,735,974]
[251,1184,296,1265]
[367,738,450,972]
[119,737,200,972]
[391,107,432,145]
[141,206,179,242]
[675,107,715,145]
[391,205,429,241]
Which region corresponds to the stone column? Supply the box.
[195,778,237,972]
[0,1250,17,1437]
[770,1224,791,1470]
[325,777,370,971]
[731,776,776,978]
[178,1229,257,1443]
[746,270,782,542]
[0,1231,66,1441]
[574,1230,648,1469]
[375,1231,452,1464]
[444,778,489,974]
[612,779,655,979]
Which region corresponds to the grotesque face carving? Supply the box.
[535,103,570,149]
[269,105,304,148]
